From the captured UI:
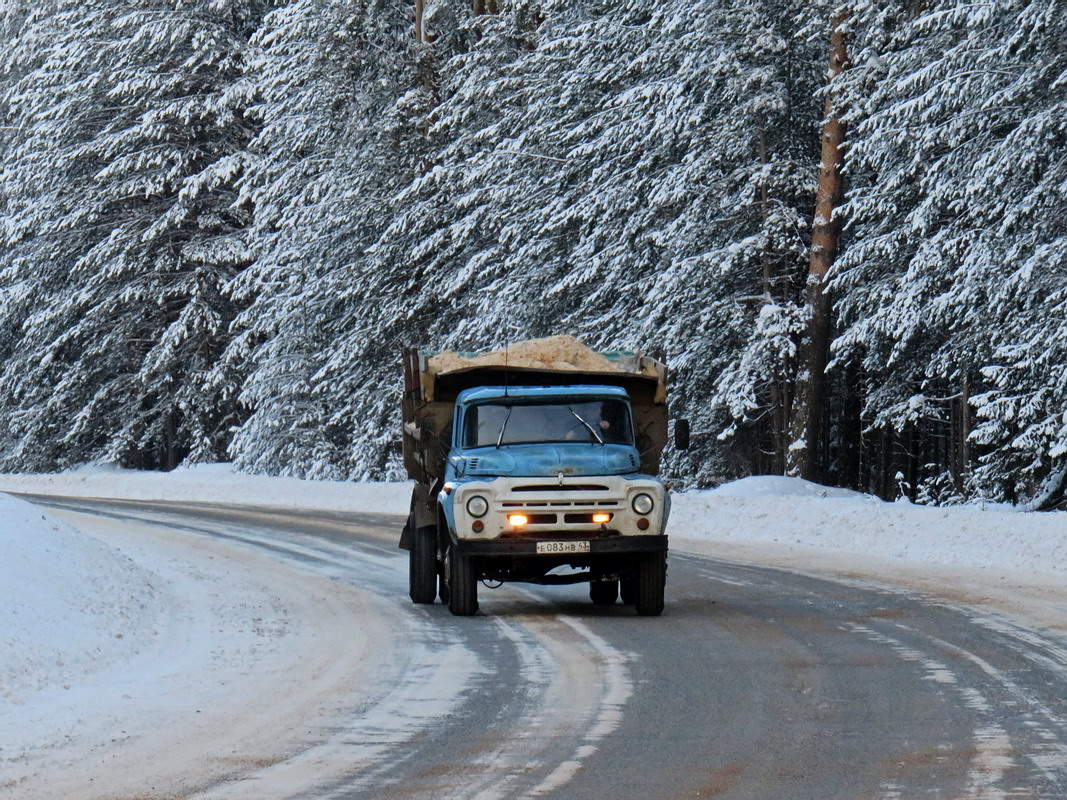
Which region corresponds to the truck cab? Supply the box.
[441,385,668,542]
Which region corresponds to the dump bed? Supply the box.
[402,341,668,485]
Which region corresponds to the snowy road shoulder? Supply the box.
[669,475,1067,630]
[0,495,393,800]
[671,475,1067,581]
[0,493,160,704]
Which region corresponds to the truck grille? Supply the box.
[501,500,619,508]
[512,484,609,492]
[496,480,623,528]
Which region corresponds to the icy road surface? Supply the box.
[5,496,1067,799]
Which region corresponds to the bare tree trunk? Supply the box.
[165,408,178,471]
[839,362,863,487]
[786,13,848,480]
[756,120,787,474]
[415,0,426,42]
[757,122,773,296]
[960,377,970,468]
[906,425,918,501]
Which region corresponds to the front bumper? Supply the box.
[453,534,668,558]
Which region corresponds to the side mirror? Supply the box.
[674,419,690,451]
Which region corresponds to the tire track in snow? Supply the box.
[518,614,634,798]
[31,499,495,799]
[339,592,638,800]
[845,620,1067,799]
[177,507,640,799]
[196,612,492,800]
[36,499,636,800]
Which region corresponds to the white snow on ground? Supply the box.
[0,466,1064,796]
[0,461,411,514]
[671,475,1067,578]
[0,477,392,800]
[0,493,160,702]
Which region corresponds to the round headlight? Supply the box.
[466,495,489,518]
[631,493,654,515]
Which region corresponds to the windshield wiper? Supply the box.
[569,407,604,445]
[495,406,513,448]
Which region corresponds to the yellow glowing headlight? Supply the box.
[507,514,529,526]
[592,513,611,524]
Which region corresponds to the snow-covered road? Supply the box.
[3,497,651,799]
[1,495,394,798]
[2,468,1067,798]
[3,493,1067,797]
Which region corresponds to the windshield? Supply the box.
[462,399,634,448]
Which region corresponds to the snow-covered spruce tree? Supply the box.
[223,0,424,479]
[367,0,826,484]
[973,286,1067,510]
[0,0,271,471]
[0,1,95,467]
[964,1,1067,509]
[833,0,1067,503]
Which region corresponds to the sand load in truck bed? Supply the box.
[428,336,623,375]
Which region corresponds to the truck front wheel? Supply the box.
[634,552,666,616]
[447,543,479,616]
[409,526,437,604]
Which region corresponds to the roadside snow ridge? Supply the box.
[0,492,159,701]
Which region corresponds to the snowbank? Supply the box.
[0,493,159,702]
[703,474,867,500]
[671,476,1067,578]
[0,462,412,516]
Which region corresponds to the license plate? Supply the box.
[536,540,590,554]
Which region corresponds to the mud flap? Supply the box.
[400,482,441,550]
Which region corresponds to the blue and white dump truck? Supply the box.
[400,338,688,616]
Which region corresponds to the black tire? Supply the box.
[447,543,479,616]
[620,578,637,605]
[635,552,666,616]
[590,579,619,606]
[409,526,437,604]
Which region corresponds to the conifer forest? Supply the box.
[0,0,1064,509]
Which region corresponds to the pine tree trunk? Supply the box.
[164,408,178,471]
[786,14,848,481]
[959,377,970,488]
[839,362,863,487]
[415,0,427,43]
[757,121,787,474]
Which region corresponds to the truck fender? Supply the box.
[400,481,442,551]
